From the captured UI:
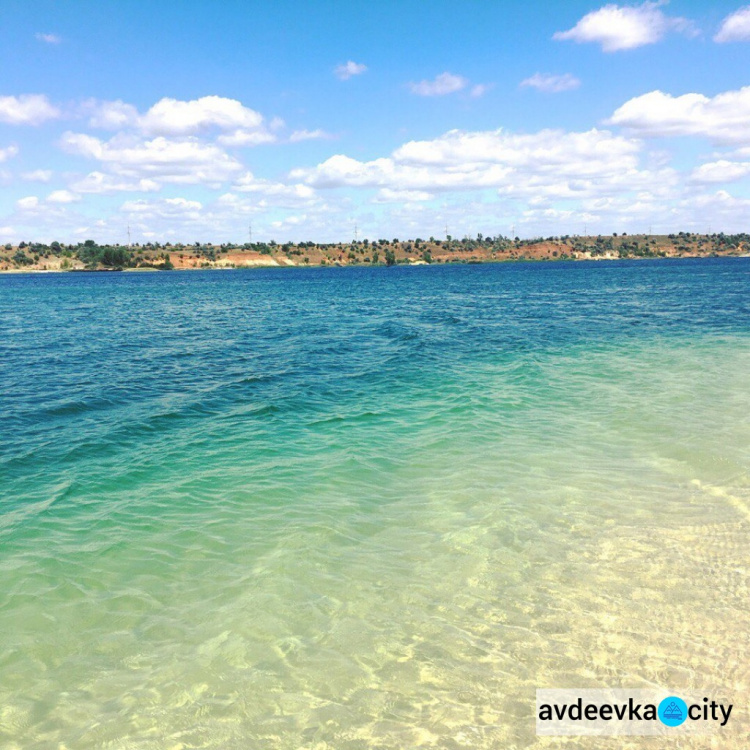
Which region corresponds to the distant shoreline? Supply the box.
[1,233,747,273]
[2,253,748,276]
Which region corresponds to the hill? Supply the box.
[1,232,748,272]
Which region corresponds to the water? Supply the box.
[1,259,748,749]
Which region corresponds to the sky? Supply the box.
[2,0,750,244]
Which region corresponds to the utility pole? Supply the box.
[248,223,252,244]
[354,223,358,243]
[445,223,449,240]
[127,225,131,250]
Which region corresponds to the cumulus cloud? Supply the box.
[2,188,341,244]
[85,95,276,145]
[520,73,581,93]
[139,96,265,136]
[0,94,60,125]
[289,127,670,201]
[554,2,696,52]
[105,191,338,243]
[232,172,319,206]
[408,72,469,97]
[85,99,140,129]
[10,84,750,242]
[121,197,203,216]
[60,131,244,186]
[216,129,276,147]
[666,188,750,231]
[68,171,160,194]
[35,32,61,44]
[16,196,40,210]
[0,145,19,162]
[608,86,750,144]
[44,94,324,206]
[690,159,750,183]
[714,6,750,42]
[290,154,394,188]
[334,61,367,80]
[47,189,80,203]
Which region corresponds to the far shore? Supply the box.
[1,232,747,273]
[2,253,750,276]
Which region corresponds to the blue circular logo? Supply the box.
[659,696,688,727]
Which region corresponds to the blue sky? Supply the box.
[2,0,750,243]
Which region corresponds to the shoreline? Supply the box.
[1,252,748,275]
[2,233,748,273]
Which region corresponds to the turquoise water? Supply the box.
[1,260,749,749]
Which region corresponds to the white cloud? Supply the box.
[108,192,334,242]
[289,127,668,201]
[35,32,61,44]
[520,73,581,93]
[0,145,19,162]
[232,172,318,205]
[121,197,203,215]
[715,6,750,42]
[216,129,277,147]
[674,189,750,230]
[0,94,60,125]
[408,72,468,97]
[60,132,243,186]
[289,128,332,143]
[290,154,394,188]
[84,95,277,146]
[11,84,750,242]
[21,169,52,182]
[554,2,696,52]
[47,189,80,203]
[69,171,160,194]
[85,99,140,129]
[16,196,40,210]
[690,159,750,183]
[334,61,368,80]
[139,96,265,136]
[608,86,750,144]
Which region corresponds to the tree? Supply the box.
[385,248,396,266]
[13,250,33,266]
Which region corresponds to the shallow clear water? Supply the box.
[1,260,748,749]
